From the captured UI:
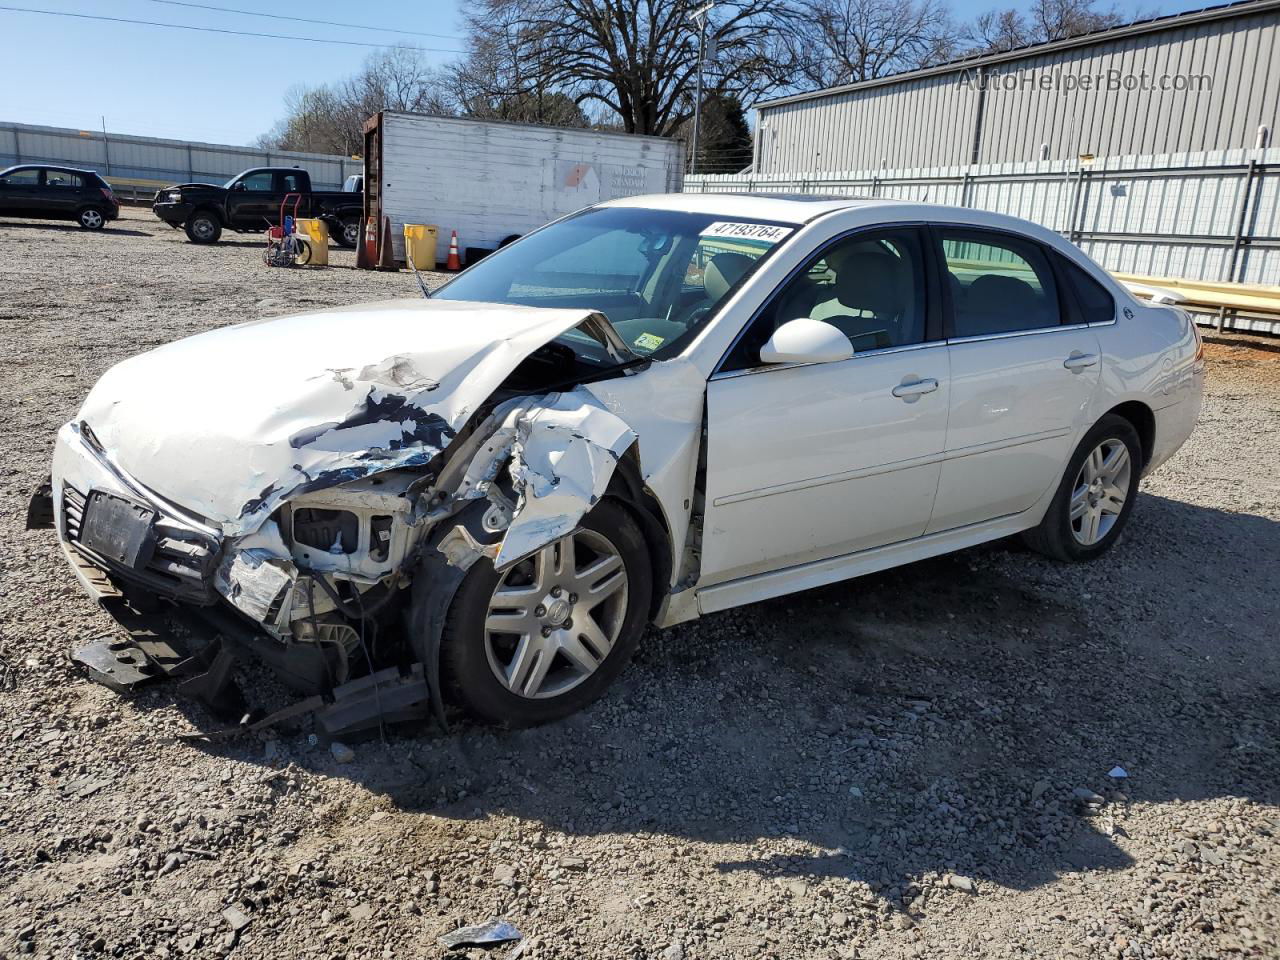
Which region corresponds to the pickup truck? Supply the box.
[152,167,363,247]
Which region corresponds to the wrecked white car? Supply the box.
[29,194,1203,733]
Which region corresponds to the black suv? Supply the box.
[0,165,120,230]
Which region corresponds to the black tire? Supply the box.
[1022,413,1143,562]
[336,217,360,248]
[441,499,652,726]
[499,234,521,248]
[77,206,106,230]
[184,211,222,244]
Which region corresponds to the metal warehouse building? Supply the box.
[755,0,1280,174]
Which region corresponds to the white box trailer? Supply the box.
[359,111,685,269]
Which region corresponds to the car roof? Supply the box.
[600,191,890,223]
[2,164,98,176]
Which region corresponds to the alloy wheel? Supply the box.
[81,209,103,229]
[483,529,628,700]
[1069,438,1131,545]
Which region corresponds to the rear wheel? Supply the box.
[77,207,105,230]
[184,211,222,244]
[337,217,360,248]
[1022,414,1142,562]
[441,500,651,726]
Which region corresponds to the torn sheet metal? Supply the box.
[496,390,636,566]
[75,300,626,536]
[213,520,296,629]
[447,389,637,569]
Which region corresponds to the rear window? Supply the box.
[1054,253,1116,325]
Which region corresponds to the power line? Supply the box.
[139,0,464,42]
[0,5,466,53]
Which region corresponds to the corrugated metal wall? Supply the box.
[0,122,362,190]
[757,5,1280,174]
[686,146,1280,330]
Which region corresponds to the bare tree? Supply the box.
[258,47,453,153]
[454,0,797,136]
[967,8,1030,52]
[966,0,1124,53]
[1031,0,1123,40]
[785,0,961,88]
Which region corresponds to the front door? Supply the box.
[700,227,949,586]
[926,227,1101,533]
[0,166,43,217]
[227,170,277,226]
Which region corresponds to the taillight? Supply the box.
[100,187,115,203]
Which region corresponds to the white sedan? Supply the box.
[35,194,1204,729]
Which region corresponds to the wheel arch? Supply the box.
[604,444,674,620]
[190,204,224,225]
[1101,400,1156,470]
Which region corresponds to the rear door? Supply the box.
[277,170,307,219]
[40,169,83,220]
[926,227,1101,534]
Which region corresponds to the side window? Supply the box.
[238,171,275,192]
[44,171,82,188]
[1,168,41,185]
[724,229,928,370]
[279,173,304,193]
[1054,252,1116,325]
[940,230,1060,337]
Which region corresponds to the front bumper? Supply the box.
[50,422,221,605]
[152,200,193,226]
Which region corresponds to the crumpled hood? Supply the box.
[78,298,605,534]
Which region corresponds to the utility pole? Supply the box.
[689,2,714,175]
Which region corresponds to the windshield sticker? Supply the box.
[633,332,665,351]
[700,221,794,243]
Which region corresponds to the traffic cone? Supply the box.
[446,230,461,271]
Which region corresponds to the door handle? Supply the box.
[1063,352,1099,372]
[891,378,939,399]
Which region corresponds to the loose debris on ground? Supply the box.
[2,209,1278,958]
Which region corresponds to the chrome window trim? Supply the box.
[946,321,1091,345]
[709,339,943,382]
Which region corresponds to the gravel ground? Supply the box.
[2,208,1278,960]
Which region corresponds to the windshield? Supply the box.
[431,206,795,361]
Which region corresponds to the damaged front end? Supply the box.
[30,301,645,737]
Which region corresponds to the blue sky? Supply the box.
[0,0,1208,146]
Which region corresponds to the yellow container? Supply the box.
[403,223,439,270]
[295,218,329,266]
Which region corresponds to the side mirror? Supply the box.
[759,318,854,365]
[232,181,246,191]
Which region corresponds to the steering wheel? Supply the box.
[676,302,714,329]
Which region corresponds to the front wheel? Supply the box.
[336,217,360,248]
[78,207,106,230]
[184,212,222,244]
[1022,414,1142,562]
[440,500,652,726]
